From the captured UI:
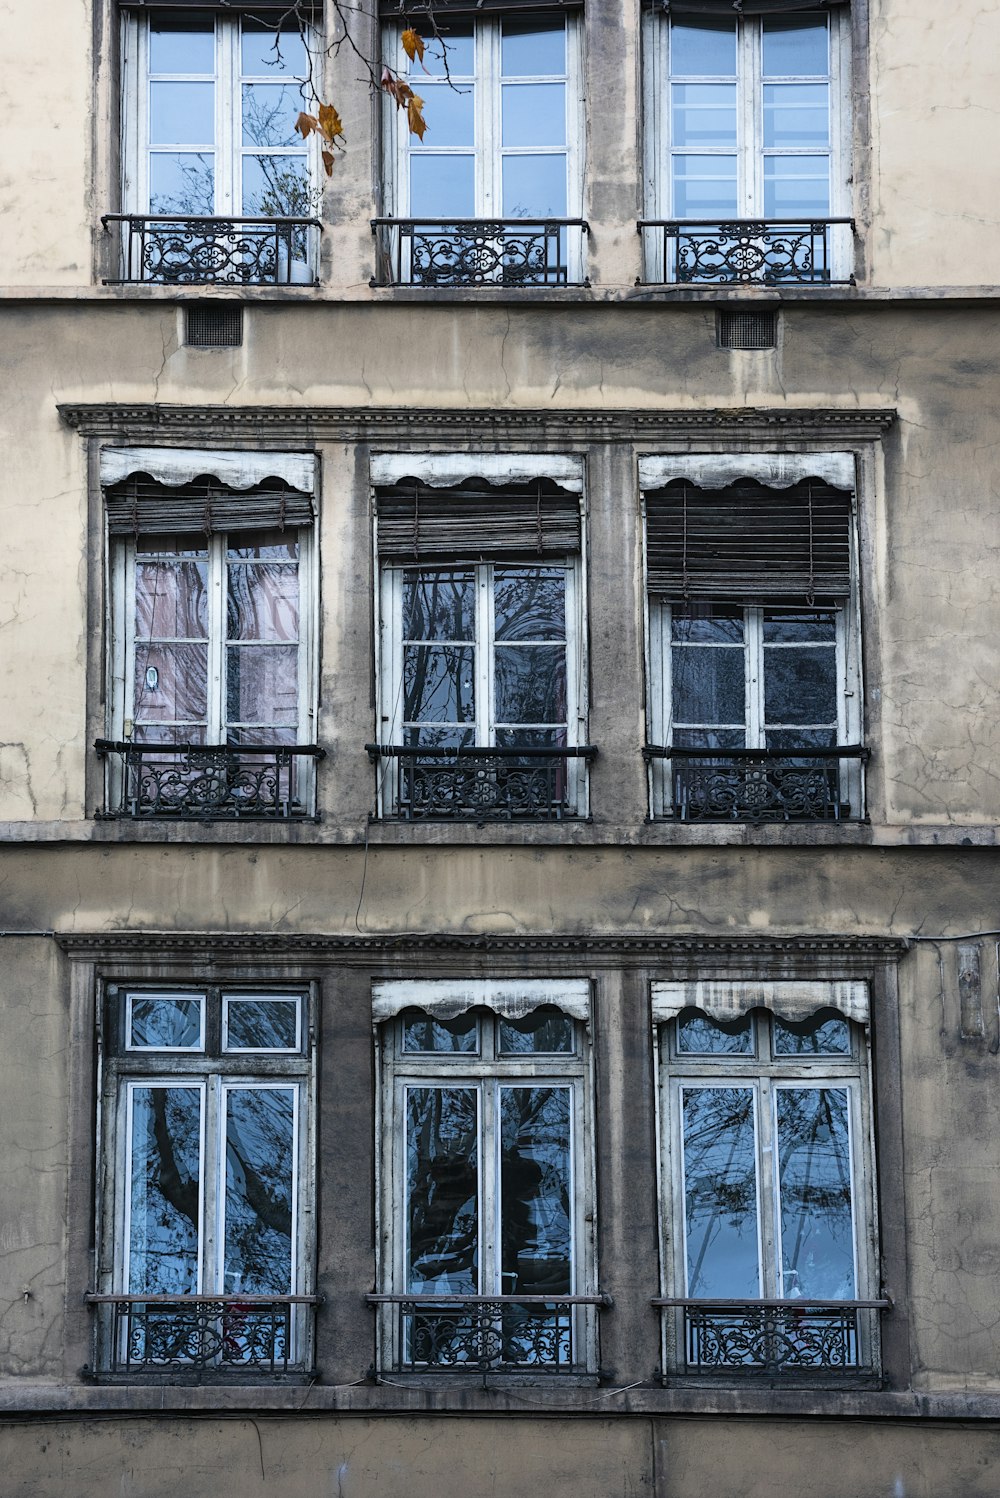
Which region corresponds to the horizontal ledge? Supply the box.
[372,217,589,229]
[95,740,327,758]
[365,744,597,759]
[652,1297,891,1310]
[367,1294,613,1306]
[86,1293,323,1305]
[102,213,323,228]
[644,745,869,761]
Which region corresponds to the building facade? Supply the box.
[1,0,1000,1492]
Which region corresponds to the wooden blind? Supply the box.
[105,476,314,537]
[376,479,581,561]
[645,478,852,600]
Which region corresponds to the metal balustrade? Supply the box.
[371,218,589,287]
[86,1294,321,1380]
[653,1298,890,1376]
[366,744,596,821]
[638,218,854,286]
[96,740,324,820]
[644,745,868,823]
[102,214,321,285]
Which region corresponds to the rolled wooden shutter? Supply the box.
[376,479,581,561]
[645,478,852,600]
[105,475,315,537]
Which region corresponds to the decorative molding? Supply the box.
[58,403,897,445]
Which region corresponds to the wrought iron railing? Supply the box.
[102,214,322,285]
[371,218,589,287]
[96,740,325,820]
[637,219,854,285]
[366,743,596,821]
[86,1294,321,1380]
[644,745,868,823]
[653,1298,889,1376]
[367,1293,611,1380]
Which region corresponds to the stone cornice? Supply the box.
[57,403,897,444]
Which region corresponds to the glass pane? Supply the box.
[151,82,214,146]
[224,1088,295,1293]
[671,644,745,726]
[764,83,829,150]
[136,559,208,639]
[149,153,215,215]
[403,724,475,751]
[128,994,204,1049]
[403,644,476,723]
[419,30,475,78]
[763,156,830,219]
[227,531,299,562]
[150,18,215,75]
[671,83,737,150]
[673,727,746,751]
[242,83,305,148]
[495,644,567,725]
[502,22,565,77]
[134,642,209,725]
[227,562,299,642]
[128,1086,202,1294]
[242,154,311,217]
[764,645,837,725]
[410,155,475,218]
[241,22,307,78]
[403,571,476,641]
[776,1088,856,1298]
[225,997,300,1050]
[406,1087,479,1293]
[499,1008,574,1054]
[773,1011,851,1057]
[763,609,836,644]
[502,155,566,218]
[676,1008,753,1055]
[494,726,567,751]
[225,644,299,726]
[672,608,743,645]
[672,155,739,219]
[670,20,736,77]
[402,1009,478,1053]
[494,569,566,642]
[766,726,837,752]
[502,84,565,149]
[681,1087,760,1298]
[762,17,828,77]
[500,1087,572,1295]
[410,80,475,148]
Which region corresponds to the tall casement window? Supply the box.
[99,448,321,820]
[372,980,603,1377]
[653,980,884,1381]
[642,453,865,823]
[641,2,852,284]
[374,8,586,285]
[92,986,317,1380]
[370,454,593,821]
[114,5,319,283]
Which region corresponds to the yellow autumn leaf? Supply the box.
[321,149,336,176]
[317,101,344,142]
[407,92,427,140]
[295,111,319,139]
[401,27,426,65]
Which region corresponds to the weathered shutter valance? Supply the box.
[638,453,855,492]
[100,447,316,493]
[651,980,869,1026]
[372,979,591,1024]
[376,473,582,561]
[371,454,584,492]
[103,447,315,536]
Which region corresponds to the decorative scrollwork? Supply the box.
[685,1306,859,1371]
[372,219,587,287]
[109,216,318,285]
[367,746,594,821]
[96,741,323,820]
[399,1300,573,1373]
[108,1299,296,1375]
[674,756,845,823]
[675,222,829,285]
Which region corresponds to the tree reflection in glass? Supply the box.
[128,1086,203,1296]
[406,1087,479,1294]
[776,1087,855,1299]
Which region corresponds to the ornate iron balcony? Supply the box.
[102,214,321,285]
[366,743,596,821]
[95,740,324,820]
[644,745,868,823]
[367,1293,611,1381]
[371,218,589,287]
[85,1294,321,1381]
[653,1298,889,1377]
[638,219,854,285]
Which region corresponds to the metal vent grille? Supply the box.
[717,310,777,350]
[184,306,244,348]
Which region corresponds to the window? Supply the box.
[99,448,320,819]
[642,453,865,822]
[373,980,600,1376]
[371,456,591,820]
[653,980,882,1379]
[115,7,319,283]
[375,15,586,285]
[642,4,852,283]
[93,986,316,1379]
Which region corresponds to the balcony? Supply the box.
[371,218,589,288]
[366,743,596,822]
[102,214,321,285]
[653,1298,889,1379]
[638,218,854,286]
[644,745,869,823]
[85,1294,320,1382]
[95,740,324,821]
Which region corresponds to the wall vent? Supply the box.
[185,306,244,348]
[717,309,777,350]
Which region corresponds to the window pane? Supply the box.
[150,18,215,75]
[676,1009,753,1056]
[762,609,836,644]
[224,1088,295,1293]
[773,1012,851,1057]
[403,572,476,642]
[672,608,743,645]
[410,80,475,149]
[226,644,299,725]
[136,559,208,640]
[673,727,746,751]
[151,82,214,146]
[499,1008,574,1054]
[402,1010,479,1053]
[763,83,829,150]
[672,155,738,219]
[762,17,828,77]
[494,644,567,725]
[134,642,209,725]
[149,153,215,215]
[406,1087,479,1293]
[776,1088,856,1299]
[128,1086,202,1294]
[242,83,305,148]
[500,1087,572,1296]
[410,155,476,218]
[671,83,737,150]
[241,22,307,78]
[419,31,474,78]
[682,1087,760,1297]
[763,156,830,219]
[403,644,476,723]
[671,644,745,726]
[128,994,204,1050]
[501,154,567,218]
[502,84,565,148]
[670,20,737,77]
[502,22,565,77]
[494,569,566,642]
[763,645,837,725]
[225,997,300,1050]
[227,561,299,642]
[242,154,311,216]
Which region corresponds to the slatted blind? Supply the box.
[645,478,852,600]
[376,479,581,561]
[105,476,314,537]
